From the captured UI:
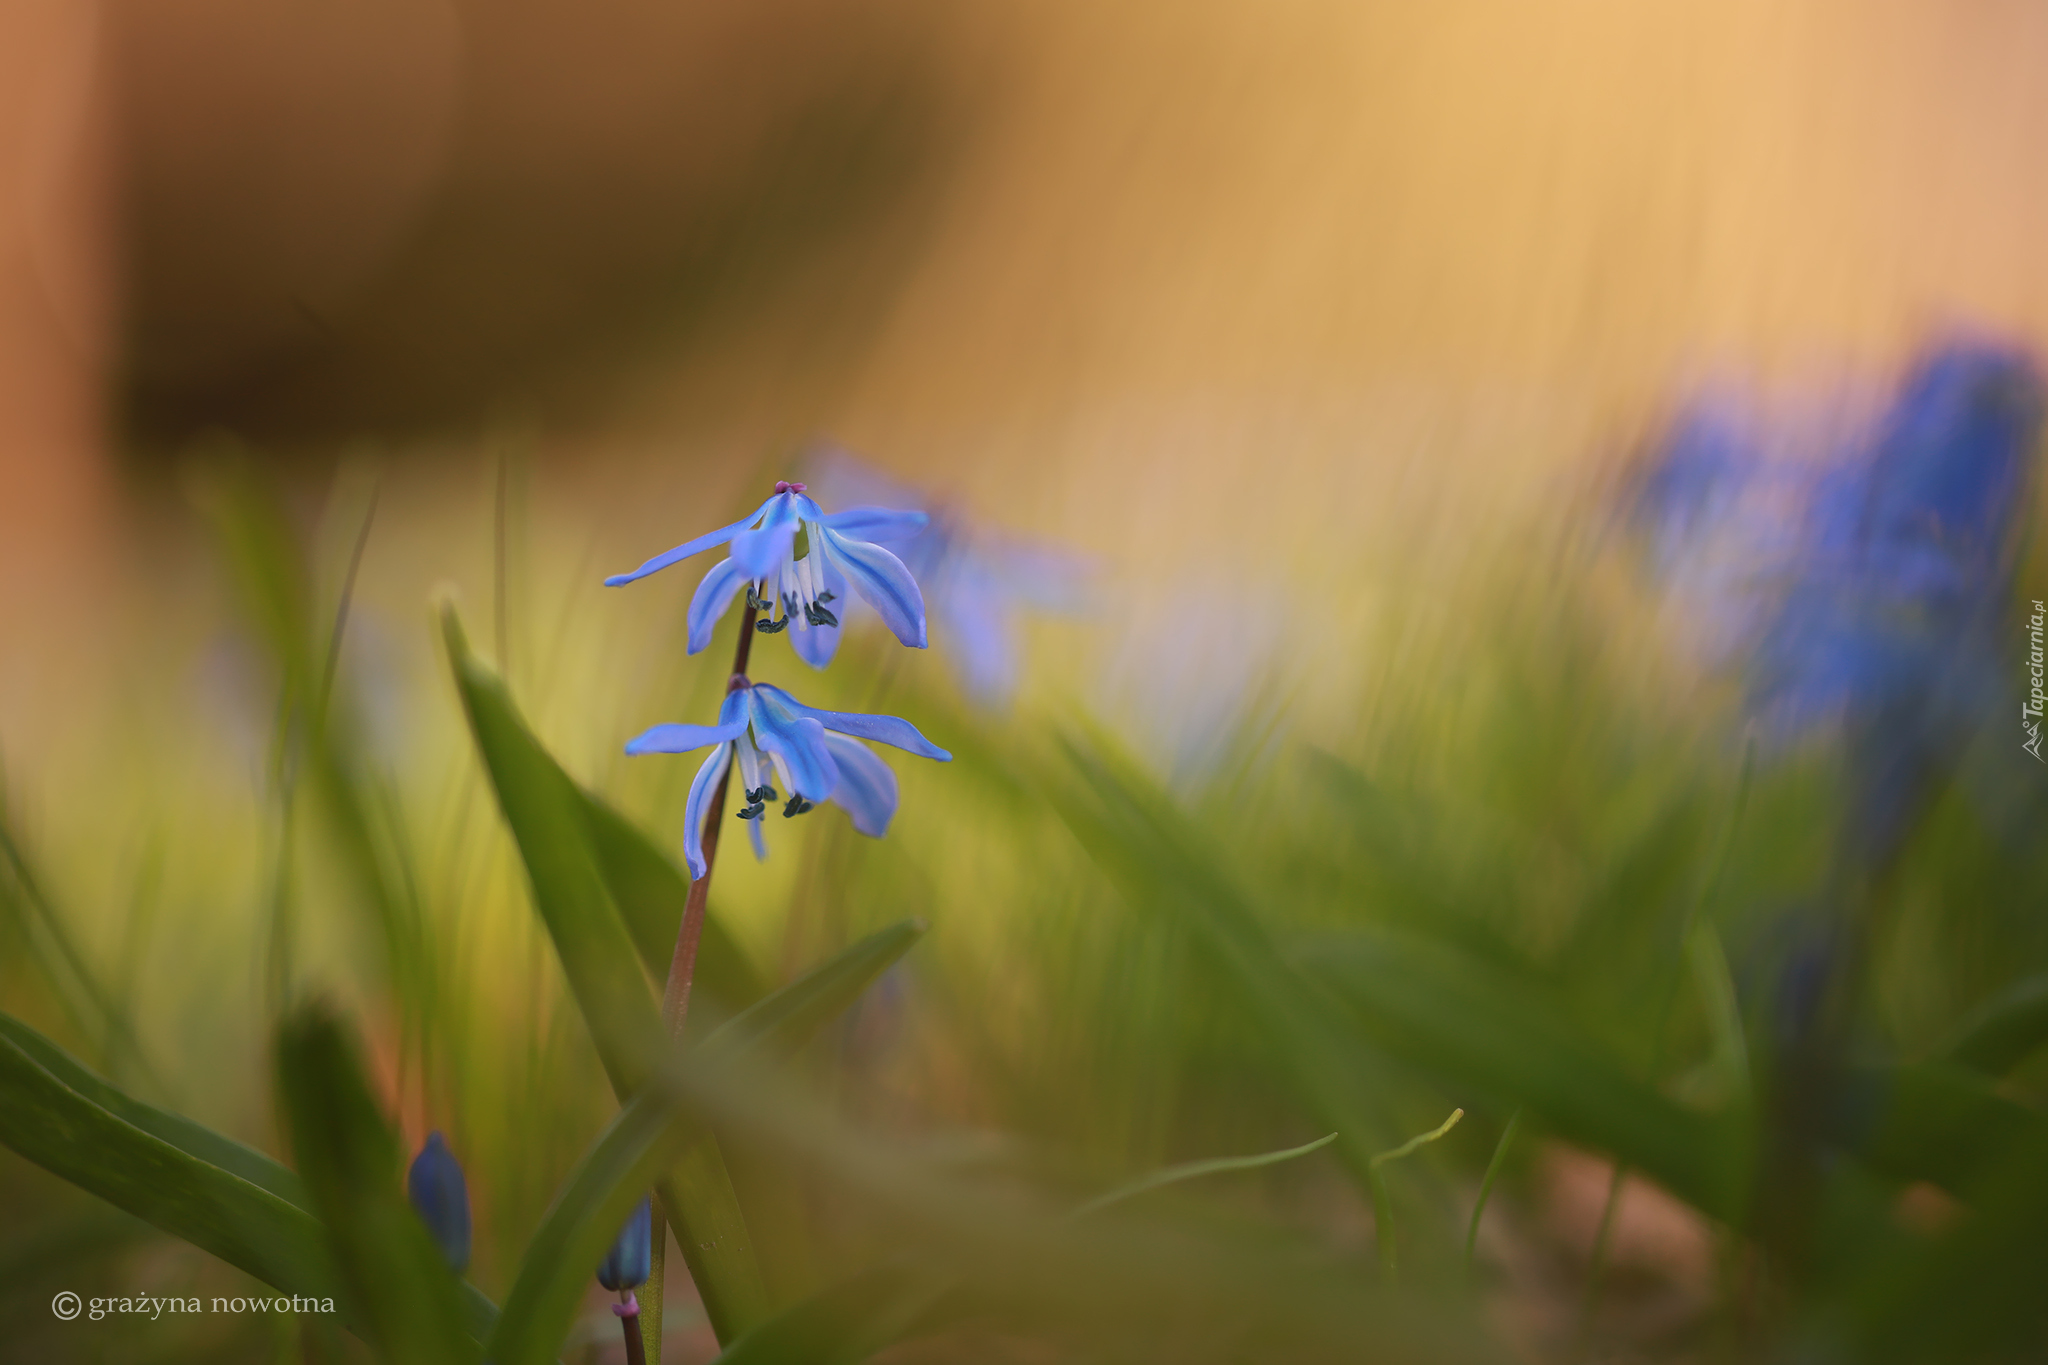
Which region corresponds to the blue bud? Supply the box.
[406,1132,472,1274]
[597,1197,652,1292]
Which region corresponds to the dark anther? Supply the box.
[804,602,839,628]
[756,617,790,634]
[746,585,772,611]
[782,796,814,818]
[736,803,765,821]
[745,785,778,804]
[817,591,836,604]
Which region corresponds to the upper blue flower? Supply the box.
[604,480,931,668]
[405,1131,471,1274]
[625,678,951,876]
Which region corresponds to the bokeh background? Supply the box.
[4,1,2047,1361]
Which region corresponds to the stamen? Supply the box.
[782,796,815,818]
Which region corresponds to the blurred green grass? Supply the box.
[3,450,2046,1363]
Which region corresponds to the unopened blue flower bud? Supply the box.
[597,1197,652,1292]
[406,1132,471,1274]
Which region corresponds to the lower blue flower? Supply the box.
[625,680,951,876]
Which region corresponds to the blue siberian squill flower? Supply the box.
[597,1197,653,1292]
[1637,340,2042,859]
[805,452,1087,706]
[405,1132,471,1274]
[604,480,931,668]
[626,678,951,876]
[1758,342,2041,857]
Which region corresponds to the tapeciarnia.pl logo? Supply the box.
[2025,599,2045,762]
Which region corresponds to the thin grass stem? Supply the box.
[1463,1108,1522,1276]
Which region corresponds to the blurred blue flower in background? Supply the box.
[604,480,931,665]
[626,678,951,876]
[806,450,1087,707]
[1638,339,2042,861]
[597,1197,652,1293]
[405,1131,471,1274]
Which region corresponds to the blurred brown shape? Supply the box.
[107,0,959,444]
[0,0,115,626]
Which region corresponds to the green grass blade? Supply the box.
[0,1024,342,1318]
[701,919,927,1063]
[1048,736,1403,1177]
[442,603,770,1341]
[1069,1133,1339,1218]
[442,602,666,1094]
[275,1007,480,1364]
[1370,1110,1464,1280]
[0,1010,503,1341]
[495,922,934,1357]
[0,1012,309,1210]
[1463,1109,1522,1273]
[486,1060,722,1365]
[1298,927,1746,1218]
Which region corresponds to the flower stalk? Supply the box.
[660,600,756,1038]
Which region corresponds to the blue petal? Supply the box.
[604,494,778,586]
[745,688,839,801]
[822,732,899,837]
[788,554,849,670]
[729,493,799,579]
[623,709,747,756]
[822,528,928,648]
[686,557,751,655]
[681,742,734,879]
[750,684,951,760]
[822,505,929,543]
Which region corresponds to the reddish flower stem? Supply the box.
[660,600,756,1037]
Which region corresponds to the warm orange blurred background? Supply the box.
[10,0,2048,713]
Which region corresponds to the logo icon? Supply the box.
[51,1291,82,1321]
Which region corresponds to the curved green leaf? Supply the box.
[485,1054,713,1363]
[0,1013,309,1210]
[441,603,769,1341]
[491,919,933,1357]
[703,919,927,1063]
[276,1008,479,1364]
[0,1026,341,1316]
